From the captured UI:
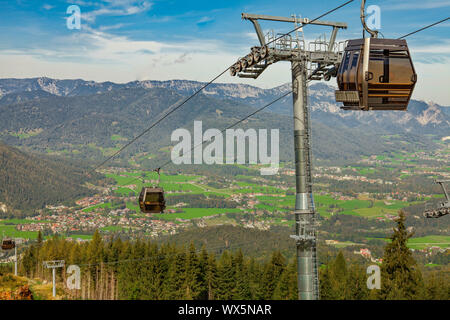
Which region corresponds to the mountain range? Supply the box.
[1,77,448,133]
[0,77,447,165]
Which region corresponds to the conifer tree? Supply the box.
[331,251,347,299]
[378,211,424,300]
[233,250,251,299]
[345,263,369,300]
[215,251,236,299]
[423,271,449,300]
[205,253,218,300]
[273,266,291,300]
[184,242,202,299]
[37,230,43,245]
[164,249,187,299]
[197,247,209,300]
[319,264,336,300]
[257,251,286,299]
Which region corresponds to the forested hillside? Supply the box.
[157,225,296,261]
[0,142,100,215]
[16,217,449,300]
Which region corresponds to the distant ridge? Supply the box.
[0,77,448,135]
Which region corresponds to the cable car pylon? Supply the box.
[231,11,347,300]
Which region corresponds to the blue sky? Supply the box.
[0,0,449,104]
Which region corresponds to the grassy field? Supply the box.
[327,241,363,248]
[251,193,408,218]
[106,172,203,194]
[114,187,135,196]
[8,129,42,139]
[0,218,50,240]
[407,235,450,250]
[353,207,398,218]
[0,224,38,239]
[82,202,113,213]
[376,235,450,250]
[110,134,127,141]
[102,166,426,224]
[68,234,93,240]
[0,219,50,225]
[153,208,242,221]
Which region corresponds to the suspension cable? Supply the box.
[111,89,293,188]
[399,17,449,39]
[89,0,355,173]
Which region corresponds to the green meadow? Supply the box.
[154,208,242,221]
[0,224,39,239]
[82,202,113,213]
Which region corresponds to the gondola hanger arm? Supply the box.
[360,0,378,38]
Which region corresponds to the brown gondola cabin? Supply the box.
[1,239,15,250]
[335,38,417,111]
[139,187,166,213]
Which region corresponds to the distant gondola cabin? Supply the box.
[139,187,166,213]
[1,239,15,250]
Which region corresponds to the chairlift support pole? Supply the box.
[155,168,161,185]
[436,180,450,203]
[232,13,347,300]
[43,260,65,298]
[360,0,378,38]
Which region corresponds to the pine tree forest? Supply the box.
[14,212,449,300]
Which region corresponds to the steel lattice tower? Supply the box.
[230,13,347,300]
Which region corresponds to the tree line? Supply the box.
[15,212,448,300]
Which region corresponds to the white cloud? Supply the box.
[197,16,214,24]
[98,23,128,31]
[412,59,450,106]
[80,0,152,23]
[410,41,450,55]
[383,0,450,11]
[42,4,54,10]
[0,24,448,104]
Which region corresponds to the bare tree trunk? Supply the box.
[115,274,119,300]
[111,272,115,300]
[99,264,103,300]
[81,275,85,300]
[87,272,91,300]
[104,271,109,300]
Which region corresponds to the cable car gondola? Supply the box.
[138,168,166,214]
[1,237,15,250]
[139,187,166,213]
[423,180,450,218]
[335,1,417,111]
